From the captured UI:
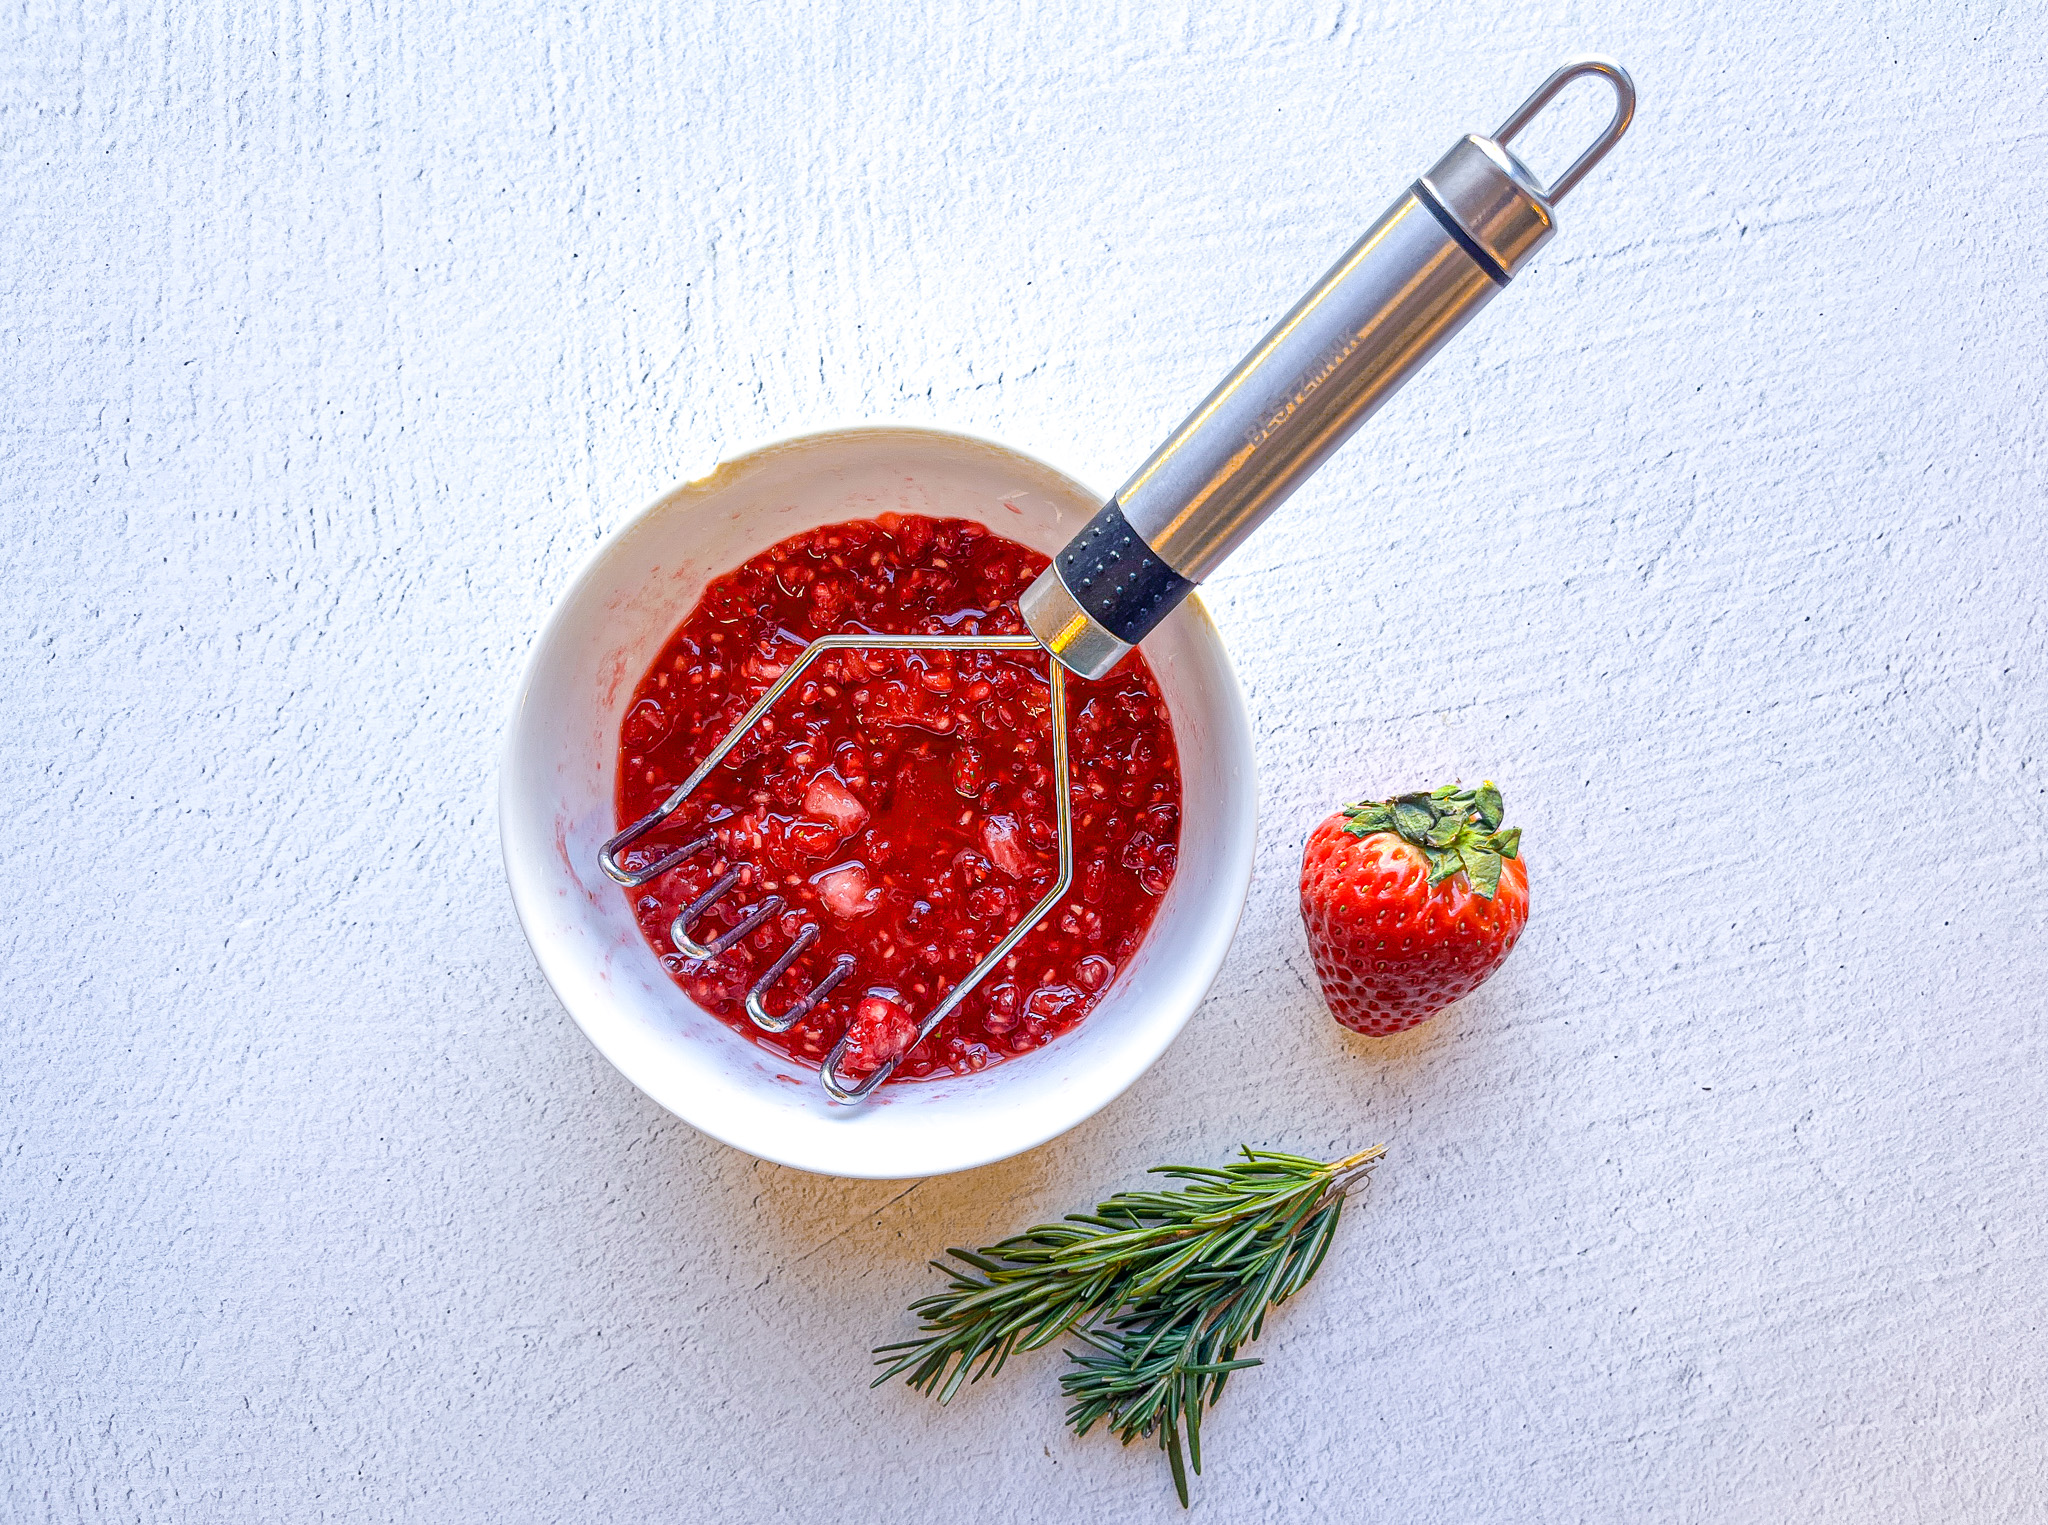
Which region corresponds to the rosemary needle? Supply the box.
[873,1145,1385,1506]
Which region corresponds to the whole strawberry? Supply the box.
[1300,782,1528,1037]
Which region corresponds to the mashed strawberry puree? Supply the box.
[614,513,1181,1082]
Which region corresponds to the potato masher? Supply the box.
[603,57,1636,1103]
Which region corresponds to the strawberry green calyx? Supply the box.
[1339,781,1521,899]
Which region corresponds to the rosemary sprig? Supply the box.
[873,1145,1385,1506]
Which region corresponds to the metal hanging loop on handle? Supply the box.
[1493,58,1636,205]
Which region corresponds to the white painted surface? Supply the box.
[4,2,2044,1519]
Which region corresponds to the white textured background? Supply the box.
[5,1,2045,1519]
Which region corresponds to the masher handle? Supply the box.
[1019,59,1634,680]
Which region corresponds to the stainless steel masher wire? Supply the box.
[599,632,1071,1102]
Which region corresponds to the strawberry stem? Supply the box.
[1339,782,1519,900]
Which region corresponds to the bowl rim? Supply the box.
[498,422,1257,1176]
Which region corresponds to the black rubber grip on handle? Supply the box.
[1054,501,1195,646]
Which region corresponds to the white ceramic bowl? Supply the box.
[500,426,1256,1178]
